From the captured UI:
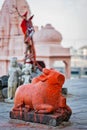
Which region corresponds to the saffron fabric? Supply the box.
[21,19,27,34]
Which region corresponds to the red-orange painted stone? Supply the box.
[12,68,72,114]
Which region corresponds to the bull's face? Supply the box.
[37,68,65,87]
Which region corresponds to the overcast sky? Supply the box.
[0,0,87,48]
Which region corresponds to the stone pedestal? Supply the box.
[10,108,71,127]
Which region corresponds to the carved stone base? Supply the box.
[10,108,71,126]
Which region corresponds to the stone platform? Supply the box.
[10,108,71,127]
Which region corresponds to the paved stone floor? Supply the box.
[0,78,87,130]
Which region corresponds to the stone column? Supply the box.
[64,59,71,79]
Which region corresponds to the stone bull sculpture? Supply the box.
[12,68,72,114]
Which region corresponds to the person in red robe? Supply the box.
[20,11,34,43]
[20,11,36,68]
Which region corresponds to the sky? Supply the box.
[0,0,87,49]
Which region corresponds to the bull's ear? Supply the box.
[43,68,50,75]
[58,75,65,86]
[38,75,48,82]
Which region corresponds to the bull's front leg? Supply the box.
[11,103,24,117]
[34,104,54,114]
[12,103,23,112]
[24,105,31,112]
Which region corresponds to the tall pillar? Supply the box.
[64,59,71,79]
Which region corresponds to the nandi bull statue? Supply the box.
[10,68,72,126]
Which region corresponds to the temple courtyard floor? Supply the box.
[0,77,87,130]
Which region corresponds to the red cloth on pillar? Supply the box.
[21,19,27,34]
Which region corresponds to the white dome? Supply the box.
[33,24,62,44]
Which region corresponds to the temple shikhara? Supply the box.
[0,0,31,75]
[0,0,71,79]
